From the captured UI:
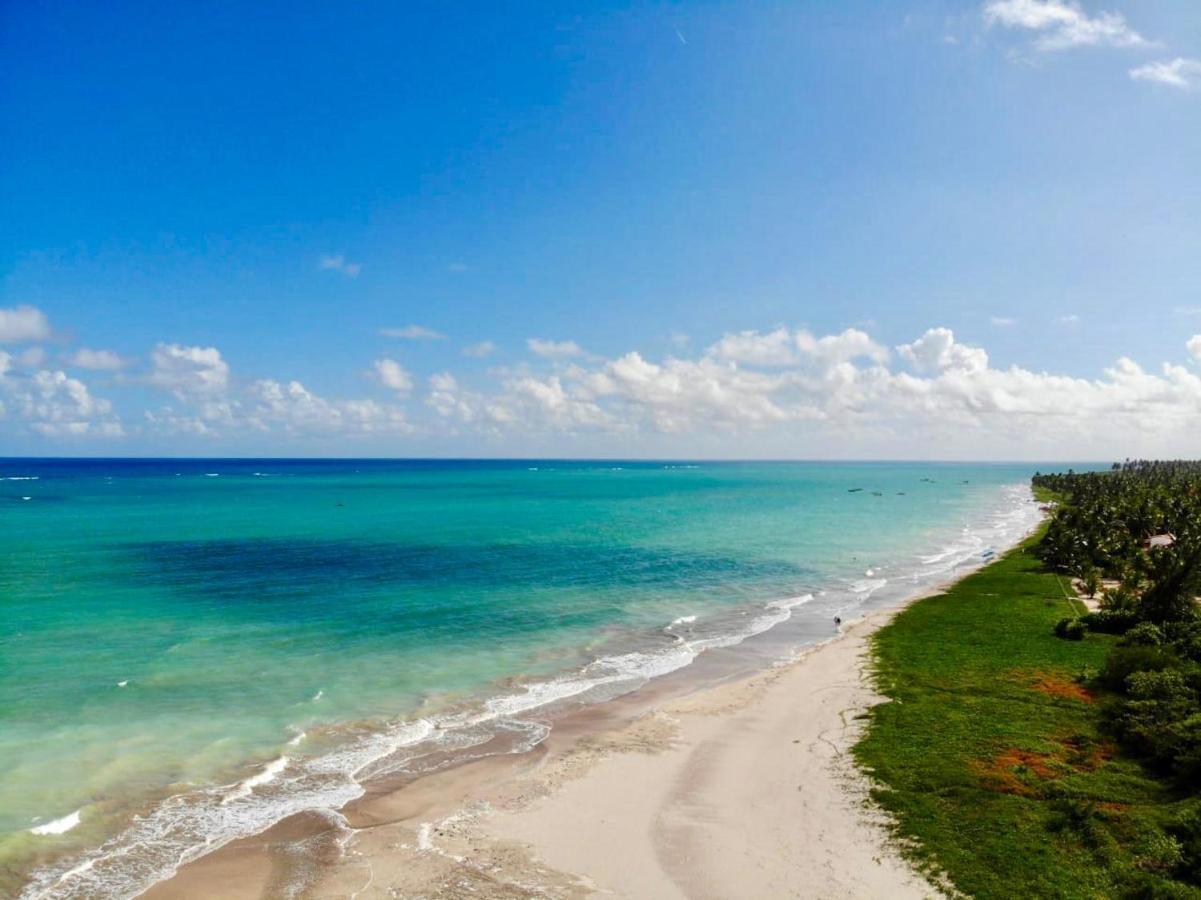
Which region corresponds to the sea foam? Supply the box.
[20,479,1044,900]
[30,810,81,836]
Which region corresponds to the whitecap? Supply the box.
[221,756,289,804]
[30,810,81,836]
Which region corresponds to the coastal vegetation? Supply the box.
[857,461,1201,899]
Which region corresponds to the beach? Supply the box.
[146,596,943,899]
[6,462,1041,898]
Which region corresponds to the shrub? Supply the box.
[1101,584,1140,613]
[1082,608,1140,635]
[1135,829,1185,873]
[1124,622,1168,647]
[1055,617,1087,640]
[1127,669,1192,701]
[1169,714,1201,785]
[1170,805,1201,884]
[1100,645,1180,692]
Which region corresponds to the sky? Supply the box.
[2,0,1200,460]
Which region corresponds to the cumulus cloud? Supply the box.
[708,328,797,366]
[380,325,446,340]
[897,328,989,373]
[0,305,52,343]
[528,338,585,359]
[68,348,127,370]
[462,341,497,358]
[990,316,1017,327]
[247,379,410,434]
[983,0,1148,50]
[149,344,230,397]
[373,358,414,394]
[707,327,889,368]
[0,362,123,437]
[1130,58,1201,89]
[423,328,1201,457]
[318,255,362,278]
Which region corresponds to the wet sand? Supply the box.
[146,602,938,899]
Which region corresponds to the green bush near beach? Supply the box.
[855,509,1200,897]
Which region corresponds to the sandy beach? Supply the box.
[148,600,939,899]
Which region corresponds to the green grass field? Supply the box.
[854,522,1197,898]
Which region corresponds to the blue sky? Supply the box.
[2,0,1200,458]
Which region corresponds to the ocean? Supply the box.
[1,458,1049,898]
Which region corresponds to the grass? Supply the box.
[854,522,1196,898]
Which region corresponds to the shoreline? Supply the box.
[23,485,1042,899]
[144,566,1021,899]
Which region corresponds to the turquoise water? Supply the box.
[1,459,1045,897]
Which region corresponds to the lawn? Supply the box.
[854,523,1196,898]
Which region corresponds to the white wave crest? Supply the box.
[29,810,82,836]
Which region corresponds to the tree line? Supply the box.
[1036,461,1201,888]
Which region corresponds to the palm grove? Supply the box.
[1036,461,1201,888]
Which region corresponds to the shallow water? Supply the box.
[0,458,1059,897]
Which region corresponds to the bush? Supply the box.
[1169,714,1201,785]
[1109,670,1201,773]
[1083,608,1140,635]
[1055,617,1087,640]
[1170,805,1201,884]
[1127,669,1192,701]
[1102,584,1141,613]
[1135,829,1185,873]
[1100,645,1181,692]
[1124,622,1168,647]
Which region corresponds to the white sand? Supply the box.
[476,609,934,899]
[148,606,938,899]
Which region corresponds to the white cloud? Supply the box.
[1057,314,1081,324]
[528,338,585,359]
[990,316,1017,327]
[796,328,890,366]
[0,366,123,437]
[707,327,889,368]
[0,305,52,343]
[708,327,797,366]
[1188,335,1201,363]
[144,368,412,439]
[318,255,362,278]
[1130,58,1201,89]
[380,325,446,340]
[149,343,230,397]
[897,328,989,374]
[983,0,1148,51]
[462,341,496,358]
[431,324,1201,457]
[68,348,127,370]
[373,358,414,394]
[247,379,410,434]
